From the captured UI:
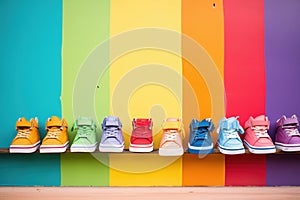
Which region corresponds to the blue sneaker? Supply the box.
[217,117,245,155]
[188,118,215,154]
[99,116,124,152]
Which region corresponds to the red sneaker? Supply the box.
[129,118,153,152]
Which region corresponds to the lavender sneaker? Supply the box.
[99,116,124,152]
[275,115,300,152]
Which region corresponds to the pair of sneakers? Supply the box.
[129,118,184,156]
[71,116,124,153]
[243,114,300,153]
[10,116,69,153]
[217,115,276,154]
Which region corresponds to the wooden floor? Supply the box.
[0,187,299,200]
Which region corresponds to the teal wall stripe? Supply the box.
[0,0,63,147]
[0,0,62,186]
[0,154,61,186]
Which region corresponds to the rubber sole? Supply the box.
[40,141,69,153]
[244,140,276,154]
[99,143,124,152]
[129,142,153,153]
[188,143,214,154]
[159,147,184,156]
[70,143,98,152]
[9,141,40,153]
[218,143,245,155]
[275,142,300,152]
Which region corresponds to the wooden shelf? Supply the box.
[1,148,299,155]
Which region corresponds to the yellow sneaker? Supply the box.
[9,117,40,153]
[40,116,69,153]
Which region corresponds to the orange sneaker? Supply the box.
[9,117,40,153]
[40,116,69,153]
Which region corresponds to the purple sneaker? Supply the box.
[275,115,300,152]
[99,116,124,152]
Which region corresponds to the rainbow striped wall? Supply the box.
[0,0,300,186]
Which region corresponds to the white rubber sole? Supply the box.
[275,142,300,152]
[159,147,184,156]
[218,147,245,155]
[188,143,214,150]
[244,140,276,154]
[218,143,245,155]
[9,141,40,153]
[129,142,153,153]
[99,143,124,152]
[40,141,69,153]
[70,143,98,152]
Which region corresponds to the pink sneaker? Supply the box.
[158,118,184,156]
[244,115,276,154]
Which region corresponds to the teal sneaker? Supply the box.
[70,116,98,152]
[217,117,245,155]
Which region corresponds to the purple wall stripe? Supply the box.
[265,0,300,140]
[266,154,300,186]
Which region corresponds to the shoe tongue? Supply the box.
[16,118,31,128]
[77,118,92,126]
[106,117,119,126]
[198,119,210,128]
[283,117,299,126]
[225,117,238,129]
[252,115,270,127]
[47,116,63,127]
[254,115,266,121]
[50,116,61,121]
[136,119,150,126]
[164,121,180,130]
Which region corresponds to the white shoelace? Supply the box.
[46,127,61,139]
[224,129,239,139]
[164,130,178,140]
[252,126,269,138]
[16,129,30,138]
[284,126,300,137]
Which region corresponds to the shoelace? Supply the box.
[164,130,178,140]
[284,125,300,137]
[194,128,208,140]
[106,126,119,137]
[77,125,93,138]
[223,129,239,139]
[46,127,62,139]
[252,126,269,138]
[16,128,31,138]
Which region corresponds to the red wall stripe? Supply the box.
[224,0,266,125]
[225,154,266,186]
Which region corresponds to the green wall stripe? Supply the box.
[61,153,109,186]
[61,0,110,141]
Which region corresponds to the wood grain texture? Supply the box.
[0,187,299,200]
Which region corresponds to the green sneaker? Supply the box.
[70,116,98,152]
